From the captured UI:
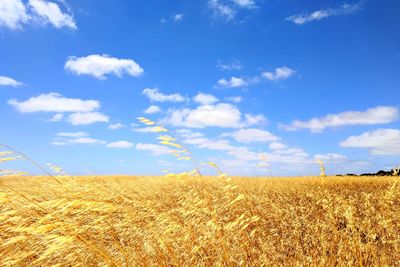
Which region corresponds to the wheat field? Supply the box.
[1,174,399,266]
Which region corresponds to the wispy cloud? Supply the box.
[217,66,294,88]
[0,75,24,87]
[48,113,63,122]
[286,2,362,25]
[172,13,184,21]
[136,143,173,155]
[225,96,242,103]
[217,76,248,88]
[65,54,144,80]
[208,0,257,22]
[52,132,105,146]
[314,153,347,163]
[106,141,134,149]
[217,60,242,71]
[108,123,125,130]
[142,88,186,103]
[144,105,161,114]
[229,128,278,143]
[262,67,296,81]
[281,106,399,133]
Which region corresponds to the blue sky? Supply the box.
[0,0,399,176]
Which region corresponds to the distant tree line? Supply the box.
[337,168,400,177]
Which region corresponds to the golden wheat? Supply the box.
[1,175,399,266]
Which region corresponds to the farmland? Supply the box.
[1,175,399,266]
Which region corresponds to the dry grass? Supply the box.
[1,175,399,266]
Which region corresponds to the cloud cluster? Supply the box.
[65,54,144,80]
[281,106,399,133]
[0,0,76,30]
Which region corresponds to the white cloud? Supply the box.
[231,0,256,9]
[0,75,24,87]
[107,141,134,149]
[208,0,236,21]
[225,96,242,103]
[184,137,235,151]
[172,13,184,21]
[217,76,248,88]
[244,114,267,126]
[262,67,296,81]
[282,106,399,133]
[133,127,161,133]
[176,129,204,139]
[286,3,362,25]
[28,0,76,29]
[217,60,242,71]
[165,103,265,128]
[208,0,256,21]
[52,132,105,146]
[226,147,261,161]
[57,132,88,138]
[165,103,241,128]
[193,92,219,105]
[108,123,125,130]
[65,54,144,80]
[340,129,400,155]
[48,113,63,122]
[144,105,161,114]
[230,128,279,143]
[136,143,173,155]
[67,112,109,125]
[0,0,76,30]
[8,92,100,113]
[142,88,185,102]
[314,153,347,163]
[269,142,287,150]
[0,0,29,30]
[69,137,105,145]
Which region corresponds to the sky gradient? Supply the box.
[1,0,399,176]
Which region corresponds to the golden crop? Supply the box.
[1,175,399,266]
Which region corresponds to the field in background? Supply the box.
[1,175,399,266]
